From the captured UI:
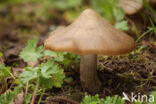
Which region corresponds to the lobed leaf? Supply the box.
[20,38,44,62]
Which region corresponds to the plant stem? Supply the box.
[25,82,29,97]
[6,69,16,80]
[0,79,4,94]
[31,78,39,104]
[4,79,8,91]
[136,28,153,42]
[38,89,45,104]
[0,58,3,63]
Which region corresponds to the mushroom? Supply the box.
[118,0,143,15]
[49,26,65,36]
[44,9,135,94]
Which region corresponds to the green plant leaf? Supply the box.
[0,64,11,81]
[49,0,82,11]
[19,66,38,84]
[20,38,43,62]
[0,91,16,104]
[19,60,65,88]
[24,93,32,104]
[39,76,54,88]
[40,60,59,78]
[39,60,65,88]
[81,94,103,104]
[104,95,125,104]
[114,8,124,22]
[148,91,156,104]
[0,52,3,58]
[149,17,156,36]
[44,50,57,57]
[81,94,125,104]
[52,69,65,87]
[90,0,129,31]
[114,21,129,31]
[0,86,22,104]
[44,50,64,62]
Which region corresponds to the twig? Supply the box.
[47,96,80,104]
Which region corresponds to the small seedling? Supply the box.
[19,60,65,104]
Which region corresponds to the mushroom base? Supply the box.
[80,54,101,94]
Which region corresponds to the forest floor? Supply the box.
[0,1,156,104]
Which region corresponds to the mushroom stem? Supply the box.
[80,54,101,94]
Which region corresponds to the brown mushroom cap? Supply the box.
[45,9,135,55]
[118,0,143,15]
[49,26,65,36]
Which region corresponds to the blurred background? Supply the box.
[0,0,156,39]
[0,0,156,52]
